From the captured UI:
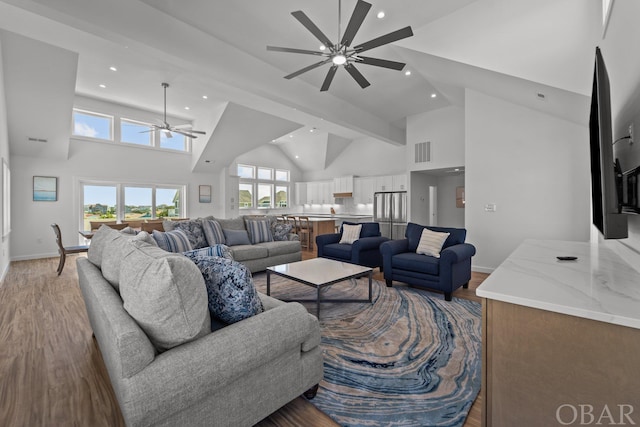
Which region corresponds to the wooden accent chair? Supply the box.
[51,223,89,276]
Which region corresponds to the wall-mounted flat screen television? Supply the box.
[589,47,628,239]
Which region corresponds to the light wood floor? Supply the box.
[0,250,487,427]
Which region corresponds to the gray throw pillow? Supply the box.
[119,240,211,352]
[223,228,251,246]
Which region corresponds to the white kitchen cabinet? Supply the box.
[354,176,375,204]
[392,174,407,191]
[295,182,307,205]
[374,175,393,192]
[333,175,354,194]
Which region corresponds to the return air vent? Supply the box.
[27,137,48,143]
[415,141,431,163]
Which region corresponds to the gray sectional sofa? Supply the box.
[214,215,301,273]
[77,226,323,427]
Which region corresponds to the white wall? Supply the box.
[410,172,438,225]
[302,136,406,181]
[598,0,640,269]
[10,139,221,260]
[0,39,11,280]
[465,89,591,272]
[406,106,465,171]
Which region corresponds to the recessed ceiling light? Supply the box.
[295,155,299,159]
[310,128,315,133]
[319,45,326,51]
[109,66,117,72]
[431,93,437,98]
[377,11,385,19]
[289,135,293,138]
[99,84,106,88]
[405,70,411,76]
[202,95,208,100]
[184,106,190,110]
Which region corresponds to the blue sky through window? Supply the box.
[73,111,112,139]
[122,120,152,145]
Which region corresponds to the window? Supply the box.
[81,181,185,229]
[239,183,253,208]
[160,132,187,151]
[237,164,255,179]
[73,109,113,140]
[72,108,191,153]
[258,167,273,180]
[121,119,152,146]
[238,163,290,209]
[275,185,288,207]
[82,185,118,231]
[275,169,289,181]
[257,184,272,208]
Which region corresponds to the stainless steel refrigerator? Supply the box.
[373,191,407,240]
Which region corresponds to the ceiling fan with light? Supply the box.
[267,0,413,92]
[144,83,206,139]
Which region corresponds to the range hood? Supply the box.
[333,192,353,198]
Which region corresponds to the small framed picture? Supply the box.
[199,185,212,203]
[33,176,58,202]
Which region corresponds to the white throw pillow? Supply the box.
[339,224,362,244]
[416,228,450,258]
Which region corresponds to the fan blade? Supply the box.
[139,129,155,134]
[354,26,414,53]
[340,0,371,47]
[188,130,206,135]
[291,10,334,49]
[172,129,198,139]
[267,46,327,56]
[356,56,406,70]
[163,129,173,138]
[344,63,370,89]
[284,58,333,79]
[320,65,338,92]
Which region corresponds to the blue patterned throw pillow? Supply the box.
[171,220,208,249]
[189,256,264,324]
[182,244,233,260]
[152,229,193,253]
[271,222,293,241]
[245,218,273,244]
[201,219,226,245]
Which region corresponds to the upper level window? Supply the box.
[275,169,289,181]
[160,132,187,151]
[121,118,152,146]
[238,164,255,179]
[73,109,113,140]
[258,167,273,180]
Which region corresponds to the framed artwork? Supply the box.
[2,159,10,237]
[199,185,212,203]
[33,176,58,202]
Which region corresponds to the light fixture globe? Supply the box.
[332,54,347,65]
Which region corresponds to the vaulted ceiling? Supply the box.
[0,0,601,171]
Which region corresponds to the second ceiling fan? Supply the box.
[267,0,413,92]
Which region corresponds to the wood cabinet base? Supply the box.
[482,299,640,427]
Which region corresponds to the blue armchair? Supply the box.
[316,222,389,269]
[380,222,476,301]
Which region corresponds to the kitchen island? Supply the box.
[476,239,640,426]
[283,214,373,251]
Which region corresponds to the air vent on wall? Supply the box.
[415,141,431,163]
[27,137,48,143]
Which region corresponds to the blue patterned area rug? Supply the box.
[253,274,482,427]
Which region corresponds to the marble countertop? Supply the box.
[476,239,640,329]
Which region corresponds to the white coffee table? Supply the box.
[266,258,373,318]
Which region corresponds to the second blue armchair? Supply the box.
[316,222,389,269]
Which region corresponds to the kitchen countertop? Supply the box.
[476,239,640,329]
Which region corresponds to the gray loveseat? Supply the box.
[77,227,323,427]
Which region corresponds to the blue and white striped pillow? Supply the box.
[244,218,274,244]
[202,219,226,245]
[182,244,233,260]
[152,229,193,253]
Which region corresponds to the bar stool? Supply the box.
[296,216,311,250]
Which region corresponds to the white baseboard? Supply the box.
[11,252,58,262]
[472,266,494,274]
